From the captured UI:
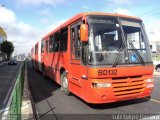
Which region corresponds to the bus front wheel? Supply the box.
[61,71,70,96]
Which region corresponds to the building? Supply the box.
[17,53,26,61]
[150,40,160,54]
[0,26,7,61]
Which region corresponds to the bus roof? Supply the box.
[80,12,141,20]
[42,12,141,40]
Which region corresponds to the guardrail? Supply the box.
[2,62,25,120]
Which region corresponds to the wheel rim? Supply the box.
[63,76,68,90]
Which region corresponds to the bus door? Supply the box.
[69,21,88,96]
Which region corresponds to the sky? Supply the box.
[0,0,160,55]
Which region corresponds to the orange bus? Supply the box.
[31,12,154,104]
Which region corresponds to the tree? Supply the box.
[1,41,14,60]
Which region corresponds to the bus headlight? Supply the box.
[146,78,154,83]
[146,84,154,88]
[92,83,111,88]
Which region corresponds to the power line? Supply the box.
[136,5,160,17]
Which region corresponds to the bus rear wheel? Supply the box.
[61,71,70,96]
[42,65,46,78]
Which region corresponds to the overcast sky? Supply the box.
[0,0,160,55]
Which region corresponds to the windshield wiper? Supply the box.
[112,18,126,67]
[128,42,145,66]
[112,41,125,67]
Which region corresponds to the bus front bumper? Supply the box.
[85,79,154,104]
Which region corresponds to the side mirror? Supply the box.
[80,24,88,42]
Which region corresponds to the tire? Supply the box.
[42,65,46,78]
[145,96,151,101]
[61,71,70,96]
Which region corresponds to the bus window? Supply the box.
[41,40,45,53]
[49,33,59,52]
[49,35,54,52]
[60,28,68,51]
[77,25,81,58]
[46,40,49,53]
[71,22,81,59]
[71,28,76,58]
[53,32,59,52]
[35,44,38,54]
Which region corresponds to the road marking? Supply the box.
[3,86,13,104]
[151,99,160,104]
[2,64,21,105]
[1,63,22,120]
[2,64,22,105]
[3,75,17,105]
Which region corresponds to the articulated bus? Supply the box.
[31,12,154,104]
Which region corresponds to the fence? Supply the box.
[2,62,25,120]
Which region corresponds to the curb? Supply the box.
[21,62,37,120]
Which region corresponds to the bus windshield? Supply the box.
[87,16,152,66]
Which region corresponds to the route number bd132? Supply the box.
[98,69,118,76]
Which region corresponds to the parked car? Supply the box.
[152,51,158,57]
[155,64,160,72]
[8,59,17,65]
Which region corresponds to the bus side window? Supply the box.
[49,33,59,52]
[49,35,54,52]
[46,40,49,53]
[60,28,68,52]
[71,23,81,59]
[41,40,45,53]
[54,32,59,52]
[71,28,76,58]
[77,25,81,58]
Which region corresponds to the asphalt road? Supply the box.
[28,62,160,120]
[0,61,23,111]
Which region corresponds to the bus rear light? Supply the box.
[146,84,154,88]
[92,83,111,88]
